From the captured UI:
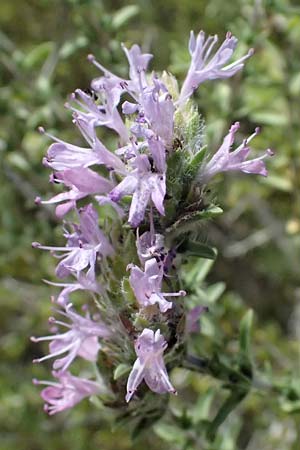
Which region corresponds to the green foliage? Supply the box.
[1,0,300,449]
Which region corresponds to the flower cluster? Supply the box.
[32,30,272,416]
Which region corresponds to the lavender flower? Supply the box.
[88,53,127,98]
[142,78,174,147]
[88,43,153,100]
[33,204,113,279]
[126,329,176,402]
[179,31,253,104]
[109,149,166,227]
[43,139,101,171]
[33,371,104,415]
[67,88,129,144]
[36,168,113,217]
[125,77,174,146]
[122,43,153,92]
[31,303,111,371]
[128,258,185,313]
[201,122,274,182]
[136,231,165,265]
[41,123,125,172]
[44,271,102,306]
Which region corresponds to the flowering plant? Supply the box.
[32,30,273,435]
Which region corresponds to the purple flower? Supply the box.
[201,122,274,182]
[88,53,127,98]
[109,150,166,227]
[123,82,173,150]
[37,167,113,217]
[136,231,165,265]
[148,136,167,173]
[33,371,104,415]
[39,126,100,172]
[122,101,139,115]
[67,88,129,144]
[128,258,185,313]
[89,44,153,100]
[41,123,125,173]
[44,141,101,171]
[179,31,253,104]
[33,204,114,279]
[31,303,111,371]
[126,328,176,402]
[122,43,153,92]
[142,78,174,146]
[44,271,102,306]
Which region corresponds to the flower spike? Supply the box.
[32,30,273,418]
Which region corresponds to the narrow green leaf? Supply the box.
[262,174,292,192]
[192,388,215,424]
[22,42,54,69]
[154,423,186,445]
[166,205,223,240]
[183,258,214,286]
[200,315,216,337]
[197,205,223,219]
[113,363,131,380]
[112,5,139,29]
[239,309,254,356]
[185,147,207,178]
[178,240,217,259]
[59,36,88,59]
[206,282,226,303]
[251,111,288,126]
[206,389,248,441]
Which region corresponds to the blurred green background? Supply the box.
[1,0,300,449]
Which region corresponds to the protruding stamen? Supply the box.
[87,53,95,62]
[31,242,79,252]
[32,378,59,388]
[161,290,186,297]
[33,340,76,364]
